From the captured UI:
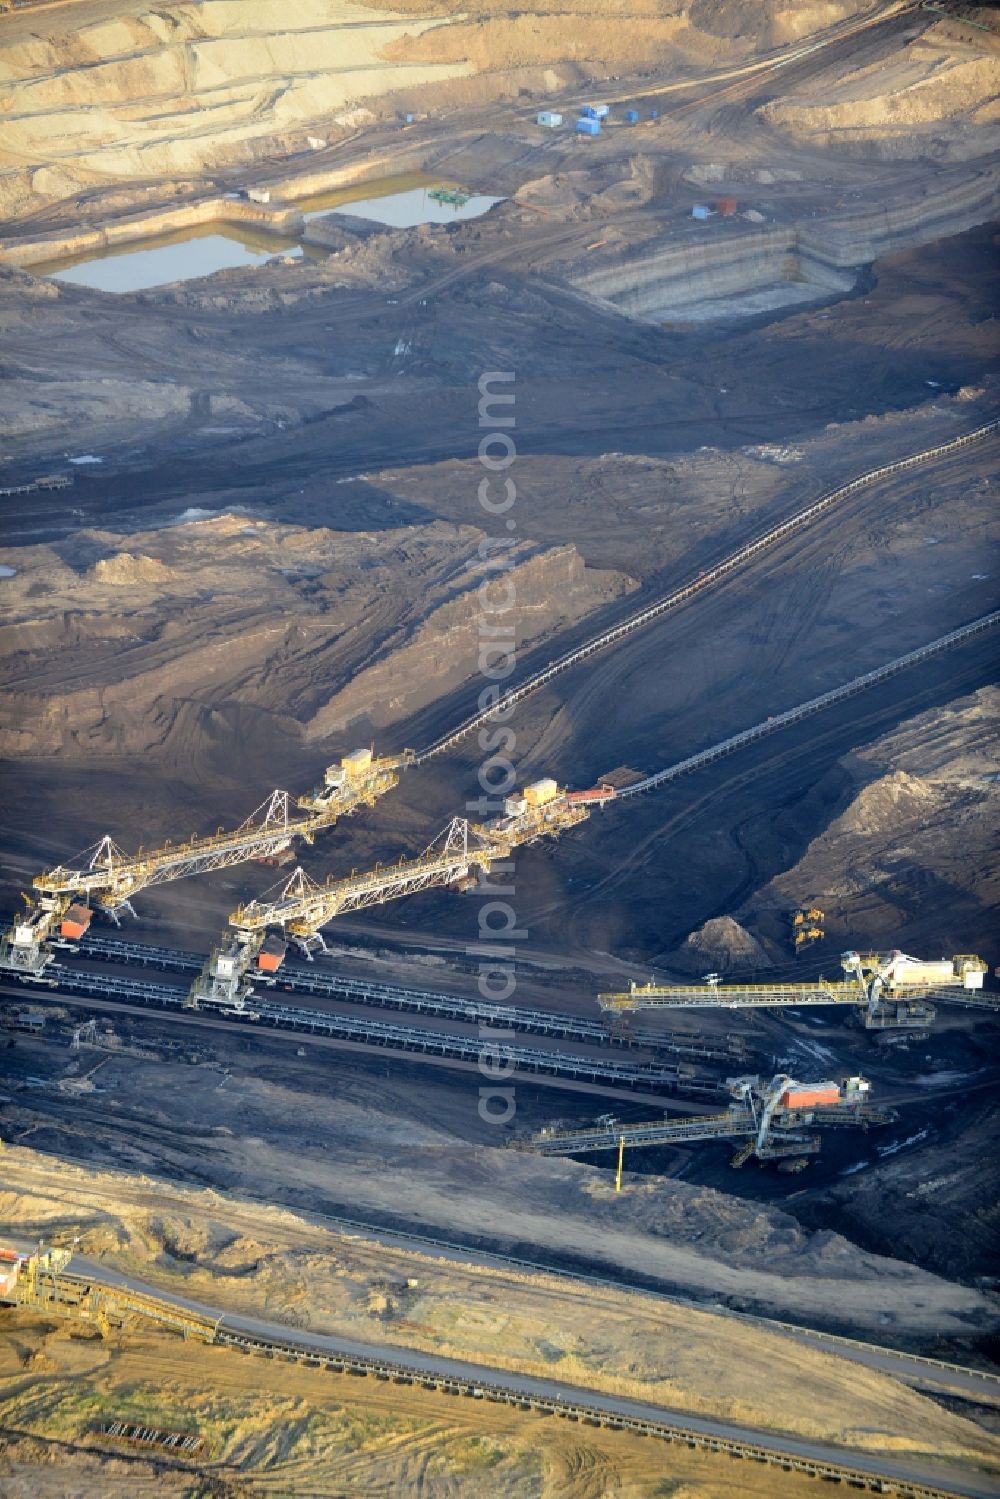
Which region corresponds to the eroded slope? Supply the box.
[2,1140,998,1457]
[749,685,999,952]
[0,512,631,759]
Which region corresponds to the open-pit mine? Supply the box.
[1,1,998,1496]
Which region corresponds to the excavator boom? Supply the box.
[1,747,411,979]
[517,1074,889,1166]
[598,979,863,1010]
[188,776,606,1009]
[598,949,991,1032]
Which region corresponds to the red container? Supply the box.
[781,1084,840,1109]
[61,903,93,939]
[257,937,286,974]
[715,196,738,216]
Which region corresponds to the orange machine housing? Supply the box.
[257,936,287,974]
[780,1083,841,1109]
[60,904,93,940]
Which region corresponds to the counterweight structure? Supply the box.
[516,1073,892,1168]
[188,778,616,1009]
[0,749,412,979]
[598,950,990,1032]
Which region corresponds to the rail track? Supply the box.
[13,965,722,1096]
[71,934,745,1062]
[417,418,999,760]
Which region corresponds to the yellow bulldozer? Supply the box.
[792,907,824,952]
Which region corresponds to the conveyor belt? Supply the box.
[72,935,745,1060]
[17,964,724,1096]
[419,420,1000,761]
[618,609,1000,799]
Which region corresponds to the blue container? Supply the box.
[650,109,659,120]
[577,118,601,136]
[580,105,599,119]
[625,109,639,124]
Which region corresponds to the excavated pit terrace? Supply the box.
[575,224,858,324]
[572,168,1000,325]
